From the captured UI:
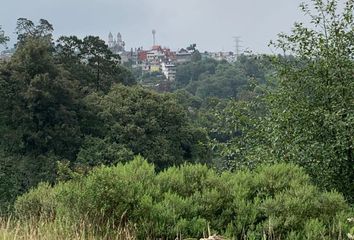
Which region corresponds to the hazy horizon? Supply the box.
[1,0,308,53]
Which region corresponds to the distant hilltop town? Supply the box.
[0,30,239,82]
[107,31,237,81]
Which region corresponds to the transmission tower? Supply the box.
[233,36,242,60]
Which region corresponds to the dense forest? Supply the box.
[0,0,353,239]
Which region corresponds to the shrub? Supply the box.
[348,217,354,239]
[15,182,56,220]
[14,157,352,239]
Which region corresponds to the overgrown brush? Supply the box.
[13,156,353,239]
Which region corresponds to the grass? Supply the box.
[1,217,351,240]
[0,217,136,240]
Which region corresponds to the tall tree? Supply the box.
[0,25,9,46]
[269,0,354,198]
[15,18,53,45]
[0,19,83,210]
[56,36,135,93]
[0,20,82,159]
[187,43,202,62]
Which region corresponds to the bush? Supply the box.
[14,157,352,239]
[15,182,56,220]
[348,217,354,239]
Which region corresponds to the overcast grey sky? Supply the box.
[1,0,308,53]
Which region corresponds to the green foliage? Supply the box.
[1,2,354,238]
[0,26,9,46]
[56,35,136,93]
[0,20,87,212]
[268,0,354,199]
[0,19,141,211]
[0,36,82,159]
[15,182,56,220]
[0,151,20,213]
[0,18,213,211]
[0,149,59,214]
[175,55,271,100]
[193,63,248,99]
[15,157,351,239]
[175,58,220,88]
[83,84,212,169]
[191,50,202,62]
[15,18,53,44]
[76,136,134,166]
[348,218,354,239]
[215,100,274,170]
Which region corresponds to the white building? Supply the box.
[208,51,235,62]
[161,62,176,81]
[147,48,165,63]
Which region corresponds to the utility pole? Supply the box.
[233,36,242,60]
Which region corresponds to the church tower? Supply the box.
[108,32,114,47]
[117,32,124,50]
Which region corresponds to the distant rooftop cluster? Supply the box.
[107,31,237,82]
[0,31,239,80]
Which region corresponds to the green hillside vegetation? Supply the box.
[174,54,270,100]
[0,0,353,239]
[0,18,211,213]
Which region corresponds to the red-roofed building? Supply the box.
[138,50,148,62]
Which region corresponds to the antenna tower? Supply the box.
[152,29,156,46]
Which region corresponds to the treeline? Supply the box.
[173,54,270,100]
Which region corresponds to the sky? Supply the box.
[0,0,309,53]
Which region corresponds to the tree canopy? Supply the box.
[0,26,9,46]
[267,0,354,198]
[56,35,136,93]
[81,85,212,169]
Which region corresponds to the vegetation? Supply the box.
[173,54,269,100]
[0,26,9,47]
[267,0,354,199]
[185,0,354,200]
[79,84,211,169]
[56,35,136,93]
[13,157,352,239]
[0,0,353,238]
[0,217,135,240]
[0,19,211,213]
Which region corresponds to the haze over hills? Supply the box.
[0,0,306,53]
